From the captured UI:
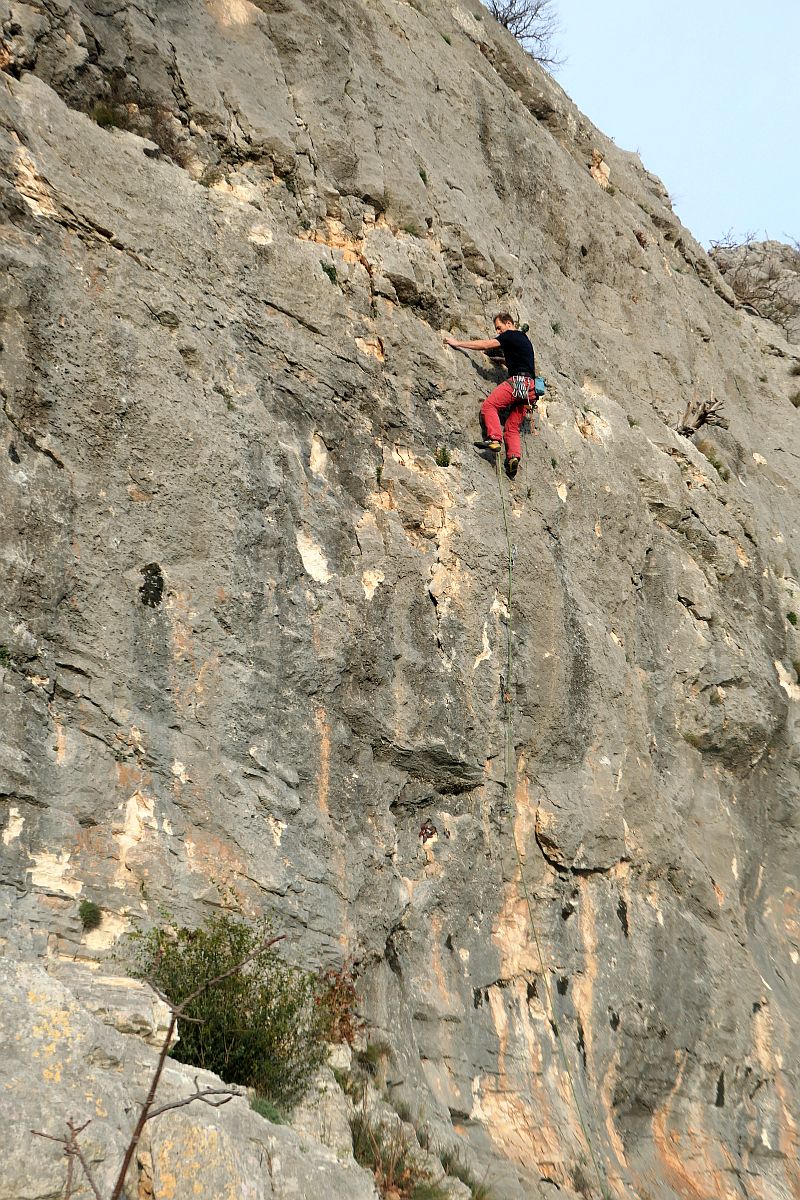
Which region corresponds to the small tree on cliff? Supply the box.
[709,232,800,333]
[486,0,562,67]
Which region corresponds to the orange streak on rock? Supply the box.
[184,831,248,892]
[54,719,67,765]
[314,706,330,817]
[651,1054,741,1200]
[572,878,598,1068]
[299,217,366,265]
[599,1041,628,1172]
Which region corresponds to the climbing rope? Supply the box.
[494,455,611,1200]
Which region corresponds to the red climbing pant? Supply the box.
[480,379,530,459]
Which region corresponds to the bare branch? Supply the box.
[33,1121,104,1200]
[486,0,563,67]
[32,1130,72,1145]
[65,1146,75,1200]
[675,392,729,436]
[146,1087,235,1122]
[67,1120,105,1200]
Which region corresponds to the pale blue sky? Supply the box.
[549,0,799,247]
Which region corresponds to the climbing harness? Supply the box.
[510,374,532,405]
[494,456,611,1200]
[509,374,546,406]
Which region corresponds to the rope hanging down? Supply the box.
[493,456,611,1200]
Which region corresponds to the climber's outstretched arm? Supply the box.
[444,335,501,352]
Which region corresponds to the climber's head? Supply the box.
[493,312,516,334]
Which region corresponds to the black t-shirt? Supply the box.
[496,329,535,377]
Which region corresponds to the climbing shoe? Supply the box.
[474,438,502,452]
[506,456,520,478]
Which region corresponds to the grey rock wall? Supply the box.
[2,2,800,1198]
[710,238,800,345]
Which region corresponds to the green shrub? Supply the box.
[434,446,451,467]
[78,899,103,931]
[129,912,336,1110]
[550,319,562,335]
[418,168,428,186]
[321,260,338,286]
[788,611,798,627]
[0,645,11,668]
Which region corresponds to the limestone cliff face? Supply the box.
[710,238,800,346]
[2,3,800,1198]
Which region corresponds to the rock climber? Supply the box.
[444,313,537,479]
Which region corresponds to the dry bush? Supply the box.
[485,0,562,66]
[710,233,800,332]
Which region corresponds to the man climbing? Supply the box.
[444,313,537,478]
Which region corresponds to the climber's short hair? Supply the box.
[493,312,516,327]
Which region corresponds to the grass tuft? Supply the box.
[439,1144,494,1198]
[250,1094,286,1124]
[350,1105,449,1200]
[79,899,103,931]
[90,100,134,131]
[355,1041,391,1076]
[321,261,338,286]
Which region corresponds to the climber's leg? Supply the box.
[480,381,514,443]
[503,402,526,461]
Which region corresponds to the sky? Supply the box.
[548,0,800,248]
